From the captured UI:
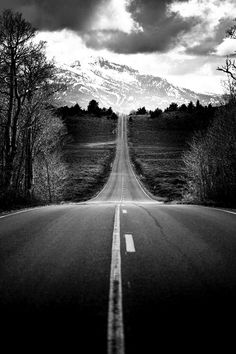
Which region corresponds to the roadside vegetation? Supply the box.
[129,22,236,207]
[182,21,236,206]
[183,104,236,205]
[128,102,216,202]
[0,10,117,211]
[129,97,236,206]
[0,10,66,211]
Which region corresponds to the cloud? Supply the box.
[84,18,194,54]
[83,0,236,55]
[0,0,102,31]
[169,0,236,55]
[1,0,236,55]
[0,0,141,34]
[84,0,197,53]
[35,30,94,64]
[0,0,198,54]
[90,0,142,34]
[215,38,236,56]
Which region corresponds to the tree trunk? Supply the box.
[24,127,33,199]
[45,157,52,203]
[3,51,15,189]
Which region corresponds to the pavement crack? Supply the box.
[136,205,216,289]
[137,204,167,239]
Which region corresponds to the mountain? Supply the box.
[56,57,220,113]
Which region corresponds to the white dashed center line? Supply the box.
[125,234,136,253]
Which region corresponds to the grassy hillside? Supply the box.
[62,115,117,201]
[128,115,192,202]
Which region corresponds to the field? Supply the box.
[63,115,117,201]
[128,115,192,202]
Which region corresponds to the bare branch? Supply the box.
[217,57,236,81]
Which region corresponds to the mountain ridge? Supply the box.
[56,56,220,113]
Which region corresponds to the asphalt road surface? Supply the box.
[0,116,236,353]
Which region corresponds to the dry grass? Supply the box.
[128,116,192,202]
[63,115,117,201]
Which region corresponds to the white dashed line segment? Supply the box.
[125,234,136,253]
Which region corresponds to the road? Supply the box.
[0,115,236,353]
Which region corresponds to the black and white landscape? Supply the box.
[0,1,236,354]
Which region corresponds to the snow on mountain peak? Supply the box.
[57,56,220,113]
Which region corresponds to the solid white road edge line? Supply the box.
[108,204,125,354]
[125,234,135,253]
[129,162,155,202]
[209,207,236,215]
[0,205,67,220]
[170,205,236,216]
[0,202,89,220]
[0,207,43,219]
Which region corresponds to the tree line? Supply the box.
[56,100,118,120]
[131,100,217,132]
[0,10,67,209]
[131,100,215,118]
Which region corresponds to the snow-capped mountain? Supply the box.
[56,57,220,113]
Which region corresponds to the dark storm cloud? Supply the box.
[128,0,179,27]
[84,16,195,54]
[84,0,198,54]
[0,0,178,32]
[0,0,103,31]
[0,0,197,53]
[0,0,232,55]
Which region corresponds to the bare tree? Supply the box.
[183,106,236,204]
[0,10,67,207]
[0,10,55,191]
[217,57,236,81]
[217,20,236,82]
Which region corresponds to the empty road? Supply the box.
[0,115,236,353]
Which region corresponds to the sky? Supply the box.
[1,0,236,94]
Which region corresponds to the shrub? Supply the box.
[183,105,236,205]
